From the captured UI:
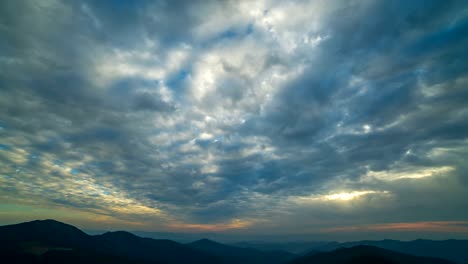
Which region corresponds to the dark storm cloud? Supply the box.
[1,0,468,237]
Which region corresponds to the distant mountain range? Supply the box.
[230,241,327,254]
[231,238,468,263]
[291,245,454,264]
[308,239,468,263]
[0,219,218,264]
[0,219,465,264]
[188,238,296,264]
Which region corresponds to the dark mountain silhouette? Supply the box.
[0,219,89,247]
[290,245,455,264]
[313,239,468,263]
[231,241,327,254]
[94,231,219,264]
[0,220,464,264]
[0,219,220,264]
[4,248,159,264]
[188,238,296,264]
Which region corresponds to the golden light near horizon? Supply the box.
[291,190,390,204]
[365,166,455,181]
[323,190,388,201]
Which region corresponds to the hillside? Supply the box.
[290,245,455,264]
[188,238,296,264]
[0,220,220,264]
[314,239,468,263]
[0,220,463,264]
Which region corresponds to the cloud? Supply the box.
[0,0,467,239]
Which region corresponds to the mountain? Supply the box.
[313,239,468,263]
[230,241,327,254]
[3,248,158,264]
[188,238,296,264]
[0,219,89,247]
[94,231,219,264]
[1,220,464,264]
[290,245,455,264]
[0,219,220,264]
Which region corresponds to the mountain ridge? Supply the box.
[312,238,468,263]
[0,219,220,264]
[291,245,454,264]
[187,238,297,264]
[0,219,464,264]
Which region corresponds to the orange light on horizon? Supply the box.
[321,221,468,233]
[167,218,253,232]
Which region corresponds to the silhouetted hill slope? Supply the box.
[290,245,455,264]
[231,241,327,254]
[315,239,468,263]
[3,248,159,264]
[95,232,219,264]
[188,238,296,264]
[0,219,89,247]
[1,220,464,264]
[0,219,221,264]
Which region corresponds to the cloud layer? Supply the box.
[1,0,468,239]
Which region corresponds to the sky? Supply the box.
[1,0,468,241]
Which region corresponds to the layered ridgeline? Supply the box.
[306,239,468,263]
[290,245,454,264]
[0,220,293,264]
[0,220,461,264]
[188,238,296,264]
[0,219,218,264]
